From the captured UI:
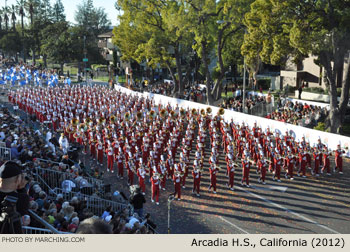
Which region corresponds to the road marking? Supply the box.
[251,185,288,193]
[236,186,340,234]
[219,216,250,234]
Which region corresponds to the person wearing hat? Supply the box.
[312,146,320,176]
[192,160,201,196]
[241,152,251,187]
[297,147,307,178]
[285,151,295,180]
[273,152,282,182]
[172,171,182,200]
[208,163,219,193]
[151,172,160,205]
[334,144,345,174]
[0,161,30,220]
[321,146,331,175]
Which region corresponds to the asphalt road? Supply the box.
[98,137,350,234]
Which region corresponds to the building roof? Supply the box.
[98,31,114,38]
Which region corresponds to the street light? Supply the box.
[242,29,248,113]
[167,195,175,234]
[83,35,87,84]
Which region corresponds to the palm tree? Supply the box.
[17,0,26,61]
[24,0,36,63]
[0,9,3,31]
[11,5,17,31]
[2,6,10,31]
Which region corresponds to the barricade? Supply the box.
[0,146,11,160]
[52,188,128,216]
[33,167,104,196]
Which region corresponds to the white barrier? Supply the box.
[115,86,350,157]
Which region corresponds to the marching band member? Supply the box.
[137,159,147,195]
[208,164,219,193]
[192,160,201,196]
[96,139,104,166]
[312,146,320,176]
[241,150,251,187]
[106,143,114,173]
[334,144,345,174]
[273,151,282,182]
[151,172,160,205]
[321,146,332,175]
[173,171,182,200]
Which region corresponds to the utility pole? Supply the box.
[84,35,87,84]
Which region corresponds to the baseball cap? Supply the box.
[0,161,23,179]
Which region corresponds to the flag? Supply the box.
[0,80,5,85]
[20,80,26,86]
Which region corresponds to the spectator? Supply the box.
[130,187,146,218]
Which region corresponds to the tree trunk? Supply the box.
[212,32,225,101]
[60,63,64,74]
[174,45,184,97]
[201,41,214,105]
[166,62,177,96]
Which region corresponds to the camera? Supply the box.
[0,195,23,234]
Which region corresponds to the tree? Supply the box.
[243,0,350,133]
[52,0,66,23]
[41,21,75,72]
[75,0,111,36]
[0,32,22,61]
[114,0,193,96]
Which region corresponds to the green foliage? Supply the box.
[314,122,326,132]
[0,32,22,56]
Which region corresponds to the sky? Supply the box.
[2,0,120,25]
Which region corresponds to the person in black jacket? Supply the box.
[130,187,146,218]
[0,161,30,233]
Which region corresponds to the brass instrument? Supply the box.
[170,110,176,119]
[206,107,212,115]
[71,118,79,126]
[180,108,186,118]
[200,108,206,116]
[124,112,131,121]
[110,115,116,123]
[149,110,156,119]
[191,108,198,116]
[136,111,143,121]
[218,108,225,116]
[160,108,167,119]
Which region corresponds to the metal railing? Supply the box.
[33,167,104,194]
[22,226,54,234]
[52,188,128,216]
[27,210,70,234]
[0,146,11,160]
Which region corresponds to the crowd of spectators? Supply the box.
[266,99,328,128]
[221,92,268,112]
[0,104,156,234]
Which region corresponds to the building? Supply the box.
[97,31,119,66]
[280,54,349,90]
